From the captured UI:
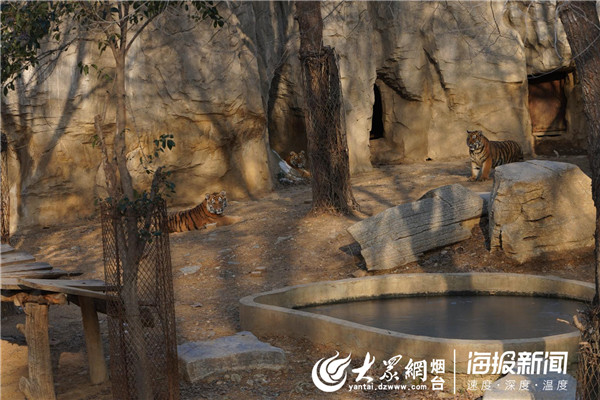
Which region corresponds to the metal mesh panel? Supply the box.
[299,46,359,215]
[1,133,10,244]
[576,305,600,400]
[101,200,179,400]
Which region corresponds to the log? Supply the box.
[19,302,56,400]
[79,296,107,384]
[348,184,484,271]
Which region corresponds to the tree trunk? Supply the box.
[110,5,152,398]
[559,1,600,304]
[296,1,358,214]
[1,132,9,243]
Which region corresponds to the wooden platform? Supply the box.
[1,244,108,398]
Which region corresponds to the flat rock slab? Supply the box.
[348,184,483,271]
[483,373,576,399]
[178,331,286,382]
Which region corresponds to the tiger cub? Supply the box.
[285,150,310,178]
[467,130,523,181]
[167,191,240,233]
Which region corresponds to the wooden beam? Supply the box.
[1,277,25,290]
[1,292,67,306]
[24,279,107,290]
[79,296,107,384]
[17,279,108,300]
[1,243,15,254]
[1,262,52,273]
[1,278,107,293]
[4,269,81,279]
[1,252,35,266]
[18,302,57,400]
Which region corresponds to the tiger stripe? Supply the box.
[167,191,227,233]
[467,130,523,181]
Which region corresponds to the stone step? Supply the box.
[178,331,286,383]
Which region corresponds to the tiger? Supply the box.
[466,129,523,181]
[167,191,240,233]
[284,150,310,178]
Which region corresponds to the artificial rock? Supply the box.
[489,160,595,263]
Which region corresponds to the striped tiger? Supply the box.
[466,130,523,181]
[167,191,239,233]
[284,150,310,178]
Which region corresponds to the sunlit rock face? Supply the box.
[489,161,595,263]
[0,1,582,229]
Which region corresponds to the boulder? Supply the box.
[489,160,594,263]
[348,184,483,271]
[178,331,286,382]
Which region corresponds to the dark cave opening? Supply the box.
[370,84,384,140]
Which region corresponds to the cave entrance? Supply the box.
[370,84,384,140]
[528,71,568,155]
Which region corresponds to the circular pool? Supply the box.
[239,273,592,372]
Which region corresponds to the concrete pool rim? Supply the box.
[239,273,594,372]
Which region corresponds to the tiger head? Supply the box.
[466,130,486,152]
[289,150,307,169]
[205,191,227,215]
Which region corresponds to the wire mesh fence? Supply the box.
[299,45,359,215]
[576,305,600,400]
[101,199,179,400]
[1,132,10,244]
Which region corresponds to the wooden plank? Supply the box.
[1,278,105,292]
[19,302,57,400]
[1,252,36,266]
[79,296,107,384]
[1,277,23,290]
[1,243,15,254]
[17,278,108,300]
[3,269,80,279]
[1,262,52,273]
[16,279,106,290]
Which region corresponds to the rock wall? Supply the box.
[0,1,586,230]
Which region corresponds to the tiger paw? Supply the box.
[467,176,477,182]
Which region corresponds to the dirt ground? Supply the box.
[1,155,594,400]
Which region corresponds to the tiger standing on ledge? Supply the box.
[466,129,523,182]
[167,191,240,233]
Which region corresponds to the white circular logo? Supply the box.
[311,352,352,393]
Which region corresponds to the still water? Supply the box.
[299,295,584,340]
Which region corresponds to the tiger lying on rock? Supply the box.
[466,129,523,182]
[167,191,241,233]
[285,150,310,179]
